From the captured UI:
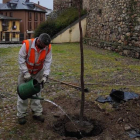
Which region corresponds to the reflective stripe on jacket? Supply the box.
[22,38,51,74]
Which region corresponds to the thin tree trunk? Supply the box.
[78,1,85,123]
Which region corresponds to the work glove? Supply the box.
[24,72,31,82]
[41,75,49,88]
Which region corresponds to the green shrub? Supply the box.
[34,7,87,38]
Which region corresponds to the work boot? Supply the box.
[18,117,26,125]
[33,115,45,122]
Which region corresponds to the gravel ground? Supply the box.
[0,44,22,48]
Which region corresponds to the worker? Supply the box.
[17,33,52,125]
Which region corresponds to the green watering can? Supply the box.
[17,79,44,100]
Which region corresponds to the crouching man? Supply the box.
[17,33,52,125]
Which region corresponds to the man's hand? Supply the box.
[41,75,49,88]
[24,72,31,82]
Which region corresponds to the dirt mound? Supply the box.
[41,95,140,140]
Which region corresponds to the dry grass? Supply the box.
[0,43,140,139]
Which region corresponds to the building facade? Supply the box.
[0,0,46,40]
[53,0,79,11]
[0,14,21,42]
[53,0,89,11]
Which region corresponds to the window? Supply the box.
[2,20,9,26]
[2,20,9,31]
[28,12,32,20]
[11,3,14,7]
[13,32,15,38]
[34,22,38,29]
[40,13,43,21]
[5,12,7,16]
[28,22,32,30]
[13,21,15,26]
[34,13,38,21]
[12,21,16,30]
[10,12,13,17]
[68,0,72,7]
[10,3,17,7]
[65,0,72,7]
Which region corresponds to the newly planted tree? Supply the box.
[76,0,85,123]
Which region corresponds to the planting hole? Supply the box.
[53,116,103,139]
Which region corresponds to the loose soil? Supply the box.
[39,95,140,140]
[1,91,140,140]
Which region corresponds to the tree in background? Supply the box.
[34,7,86,38]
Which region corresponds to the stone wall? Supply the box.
[53,0,84,11]
[53,0,77,11]
[83,0,90,11]
[85,0,140,59]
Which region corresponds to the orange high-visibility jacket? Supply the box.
[22,38,51,74]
